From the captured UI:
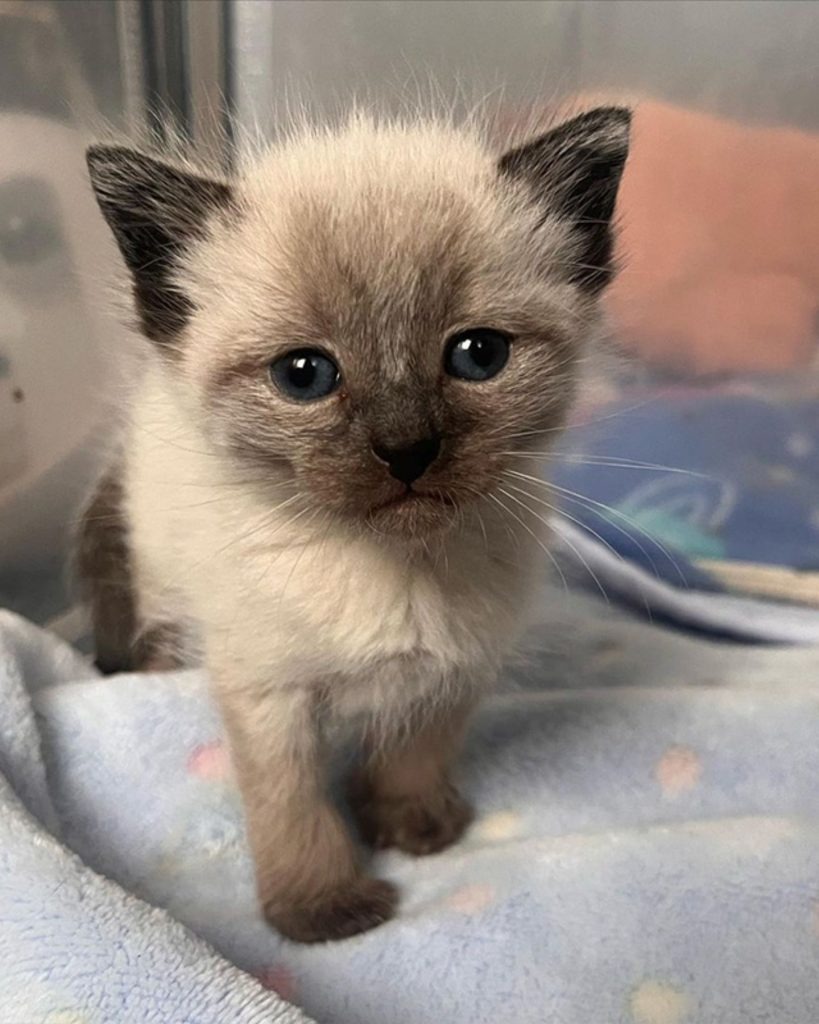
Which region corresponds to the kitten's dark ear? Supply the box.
[499,106,631,293]
[86,145,233,345]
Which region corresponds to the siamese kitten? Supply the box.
[80,107,630,942]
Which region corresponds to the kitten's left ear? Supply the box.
[499,106,631,293]
[87,145,234,345]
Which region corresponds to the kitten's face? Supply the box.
[88,112,630,538]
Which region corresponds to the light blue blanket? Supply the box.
[2,593,819,1024]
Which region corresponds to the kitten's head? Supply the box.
[87,109,630,538]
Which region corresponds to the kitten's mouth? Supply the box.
[369,487,456,515]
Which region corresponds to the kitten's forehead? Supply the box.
[247,118,493,217]
[245,119,503,286]
[222,119,545,374]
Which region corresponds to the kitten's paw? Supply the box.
[264,876,397,943]
[353,780,473,856]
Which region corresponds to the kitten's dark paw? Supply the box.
[353,780,473,856]
[265,876,397,943]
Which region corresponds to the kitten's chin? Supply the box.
[365,490,459,538]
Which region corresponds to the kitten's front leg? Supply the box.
[350,699,475,856]
[217,681,396,943]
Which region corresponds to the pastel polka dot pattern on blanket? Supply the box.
[630,980,691,1024]
[471,809,522,842]
[256,964,298,1003]
[445,883,496,914]
[655,746,702,797]
[187,739,231,781]
[8,593,819,1023]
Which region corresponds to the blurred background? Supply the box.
[1,0,818,629]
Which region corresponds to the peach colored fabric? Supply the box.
[606,100,819,375]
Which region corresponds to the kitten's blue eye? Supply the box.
[444,328,510,381]
[270,349,340,401]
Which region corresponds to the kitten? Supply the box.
[80,107,630,942]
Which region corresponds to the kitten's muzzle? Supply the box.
[371,435,441,485]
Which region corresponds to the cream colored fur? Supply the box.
[126,358,545,719]
[126,117,573,722]
[86,110,629,941]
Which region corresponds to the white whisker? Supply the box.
[505,468,689,588]
[502,476,653,619]
[503,452,709,479]
[496,485,609,604]
[485,491,568,593]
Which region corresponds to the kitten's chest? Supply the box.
[283,531,535,677]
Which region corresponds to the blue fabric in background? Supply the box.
[550,382,819,577]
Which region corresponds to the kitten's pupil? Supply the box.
[470,336,496,368]
[288,355,315,389]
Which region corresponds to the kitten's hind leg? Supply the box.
[350,699,475,856]
[76,465,182,673]
[76,465,139,673]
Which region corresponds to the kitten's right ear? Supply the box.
[86,145,233,345]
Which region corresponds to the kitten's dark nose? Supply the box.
[372,435,441,485]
